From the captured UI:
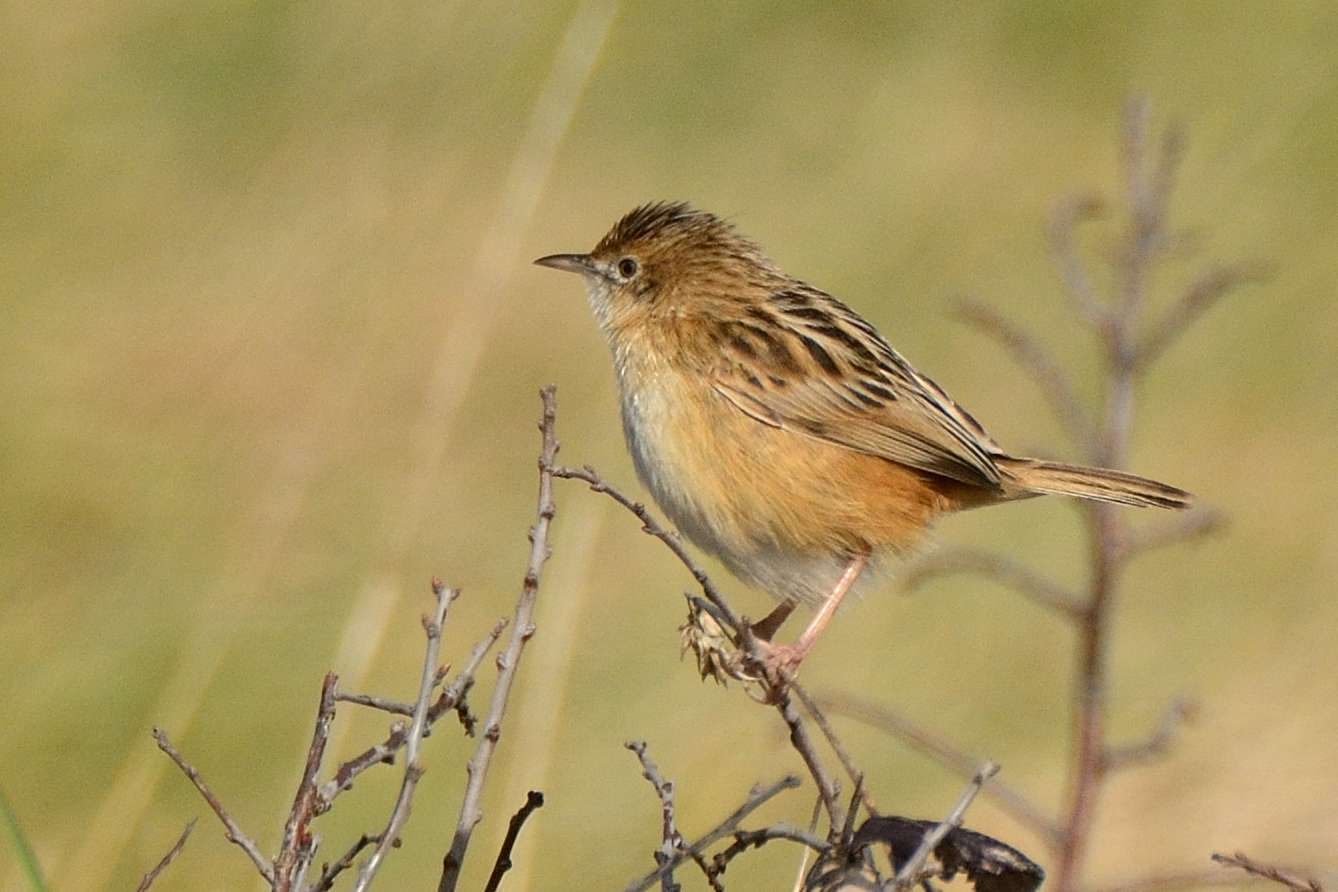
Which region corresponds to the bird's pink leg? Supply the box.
[759,551,869,679]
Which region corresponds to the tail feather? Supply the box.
[996,456,1191,510]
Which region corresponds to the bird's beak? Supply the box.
[533,253,599,277]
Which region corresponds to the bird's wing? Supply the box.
[709,286,1004,488]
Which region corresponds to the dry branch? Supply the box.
[892,761,999,889]
[1212,853,1324,892]
[483,791,545,892]
[438,386,560,892]
[135,819,196,892]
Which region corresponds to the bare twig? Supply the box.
[1136,262,1271,369]
[821,694,1060,844]
[353,581,458,891]
[1049,193,1110,328]
[320,617,507,808]
[901,547,1086,619]
[482,791,545,892]
[1103,697,1196,773]
[1119,505,1225,560]
[152,727,274,885]
[438,387,560,892]
[135,819,196,892]
[334,691,415,717]
[310,833,378,892]
[793,683,880,816]
[275,672,339,891]
[627,741,685,892]
[891,761,1000,890]
[777,689,844,838]
[623,775,811,892]
[553,464,742,634]
[1213,852,1324,892]
[955,297,1097,455]
[708,824,832,883]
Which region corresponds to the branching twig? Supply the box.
[275,672,339,891]
[1049,193,1109,329]
[623,775,811,892]
[1212,852,1324,892]
[1119,506,1224,561]
[891,761,999,890]
[793,683,880,816]
[310,833,378,892]
[135,819,196,892]
[483,791,545,892]
[334,691,415,717]
[438,387,560,892]
[1103,697,1196,773]
[955,297,1097,455]
[1135,262,1271,370]
[901,547,1086,619]
[627,740,684,892]
[352,581,457,891]
[152,727,275,885]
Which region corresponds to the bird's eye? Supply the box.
[617,257,639,279]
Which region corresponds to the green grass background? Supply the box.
[3,2,1336,889]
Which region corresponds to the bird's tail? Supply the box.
[996,456,1191,509]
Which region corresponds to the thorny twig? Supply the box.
[438,386,560,892]
[352,581,457,891]
[135,819,196,892]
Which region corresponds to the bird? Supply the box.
[535,201,1189,676]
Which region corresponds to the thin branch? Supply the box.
[1213,853,1324,892]
[135,819,196,892]
[552,464,742,633]
[777,689,844,838]
[1119,505,1224,560]
[622,775,808,892]
[901,547,1086,619]
[792,683,880,816]
[310,833,378,892]
[334,691,415,717]
[438,386,560,892]
[1136,261,1271,369]
[353,581,457,891]
[319,617,507,808]
[1103,697,1196,773]
[275,672,339,892]
[708,824,832,882]
[820,695,1060,845]
[152,727,274,885]
[955,297,1098,455]
[482,791,545,892]
[1049,193,1111,328]
[626,741,684,892]
[891,761,1000,890]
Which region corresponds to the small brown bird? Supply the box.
[536,202,1189,674]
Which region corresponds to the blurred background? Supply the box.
[3,2,1336,889]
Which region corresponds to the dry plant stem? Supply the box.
[820,694,1060,844]
[623,775,808,892]
[776,688,844,835]
[955,298,1097,454]
[626,740,684,892]
[1212,853,1325,892]
[482,791,545,892]
[793,683,880,816]
[437,387,560,892]
[319,617,507,808]
[135,818,196,892]
[334,691,415,717]
[152,727,274,885]
[709,824,833,883]
[1119,505,1224,560]
[275,672,339,892]
[891,761,1000,890]
[310,834,378,892]
[352,581,458,892]
[1103,697,1195,773]
[901,546,1085,619]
